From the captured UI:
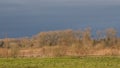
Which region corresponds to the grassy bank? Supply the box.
[0,57,120,68]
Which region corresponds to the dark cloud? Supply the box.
[0,0,119,16]
[0,0,120,38]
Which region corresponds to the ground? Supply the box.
[0,56,120,68]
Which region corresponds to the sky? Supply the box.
[0,0,120,15]
[0,0,120,38]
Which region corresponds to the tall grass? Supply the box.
[0,28,120,57]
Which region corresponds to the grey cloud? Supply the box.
[0,0,120,16]
[0,0,120,5]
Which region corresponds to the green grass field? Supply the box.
[0,57,120,68]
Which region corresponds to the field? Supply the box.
[0,57,120,68]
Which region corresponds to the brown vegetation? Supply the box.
[0,28,120,58]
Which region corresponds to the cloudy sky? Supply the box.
[0,0,120,38]
[0,0,120,15]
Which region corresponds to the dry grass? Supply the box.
[0,28,120,58]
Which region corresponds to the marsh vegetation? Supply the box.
[0,28,120,58]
